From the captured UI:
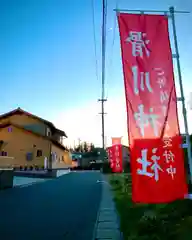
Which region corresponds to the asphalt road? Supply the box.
[0,172,102,240]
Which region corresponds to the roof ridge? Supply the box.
[0,108,67,138]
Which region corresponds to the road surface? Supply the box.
[0,172,102,239]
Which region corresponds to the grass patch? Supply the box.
[109,174,192,240]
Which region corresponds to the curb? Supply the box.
[15,182,38,188]
[14,168,71,178]
[13,171,71,188]
[93,175,123,240]
[13,178,48,188]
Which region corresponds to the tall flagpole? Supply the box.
[169,6,192,183]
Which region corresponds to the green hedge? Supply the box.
[110,174,192,240]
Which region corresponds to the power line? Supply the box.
[101,0,107,101]
[91,0,99,82]
[108,0,119,78]
[105,0,119,100]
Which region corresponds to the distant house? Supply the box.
[94,147,107,161]
[71,152,82,167]
[0,108,72,168]
[70,148,107,168]
[122,145,130,163]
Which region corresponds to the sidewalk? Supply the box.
[13,170,70,187]
[13,176,48,187]
[93,175,123,240]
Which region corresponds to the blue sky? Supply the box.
[0,0,103,118]
[0,0,191,146]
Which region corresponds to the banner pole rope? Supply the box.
[169,6,192,185]
[113,8,190,14]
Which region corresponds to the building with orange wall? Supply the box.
[0,108,72,169]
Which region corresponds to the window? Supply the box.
[36,149,42,157]
[8,127,12,133]
[1,151,7,156]
[26,152,33,161]
[62,156,64,162]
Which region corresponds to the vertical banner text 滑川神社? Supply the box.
[107,144,123,173]
[118,13,187,203]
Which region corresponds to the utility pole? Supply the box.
[98,0,107,151]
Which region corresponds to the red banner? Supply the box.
[118,13,187,203]
[107,145,123,173]
[107,146,114,169]
[112,137,122,145]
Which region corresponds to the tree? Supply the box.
[90,143,95,152]
[73,141,95,154]
[69,147,74,152]
[74,143,84,153]
[82,141,89,152]
[74,145,80,152]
